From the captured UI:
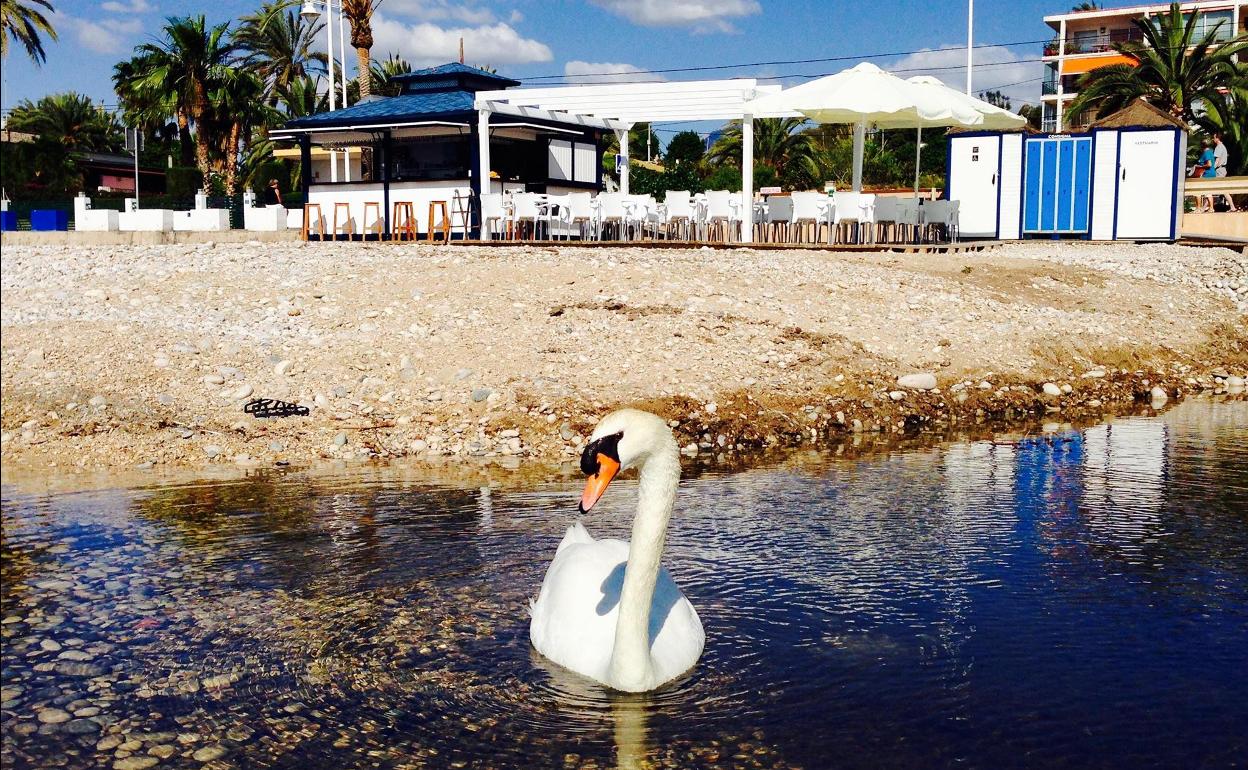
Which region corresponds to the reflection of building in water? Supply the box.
[1081,419,1167,543]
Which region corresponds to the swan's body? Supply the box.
[530,410,704,692]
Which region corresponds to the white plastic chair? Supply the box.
[790,191,832,244]
[895,198,922,244]
[625,195,657,239]
[479,193,506,240]
[922,200,959,242]
[595,193,631,240]
[703,190,743,242]
[831,191,876,244]
[764,196,794,243]
[873,196,899,243]
[659,191,695,240]
[543,194,568,240]
[510,193,543,240]
[561,192,597,240]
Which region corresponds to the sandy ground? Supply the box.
[1,240,1245,471]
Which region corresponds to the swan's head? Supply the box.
[578,409,674,514]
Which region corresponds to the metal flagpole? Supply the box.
[966,0,974,95]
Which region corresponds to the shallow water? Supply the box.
[2,400,1246,770]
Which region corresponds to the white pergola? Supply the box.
[474,79,800,207]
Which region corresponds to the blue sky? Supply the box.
[2,0,1067,131]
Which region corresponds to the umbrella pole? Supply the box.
[914,126,922,196]
[852,119,866,193]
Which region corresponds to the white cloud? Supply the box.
[100,0,152,13]
[590,0,761,33]
[563,60,664,83]
[370,14,552,66]
[887,45,1044,107]
[49,11,141,55]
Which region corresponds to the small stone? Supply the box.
[37,708,71,724]
[409,439,428,453]
[1150,386,1168,403]
[681,442,699,454]
[333,432,348,448]
[979,381,992,390]
[1060,384,1073,394]
[193,744,229,762]
[499,428,520,438]
[231,384,253,400]
[148,744,177,759]
[203,445,221,459]
[97,735,123,751]
[471,388,493,402]
[114,758,159,770]
[153,356,169,368]
[88,395,107,408]
[274,359,293,377]
[1081,369,1106,379]
[40,638,62,652]
[1041,382,1062,397]
[897,373,937,390]
[889,390,906,401]
[64,718,100,734]
[1226,375,1246,389]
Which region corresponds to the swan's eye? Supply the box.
[580,431,623,475]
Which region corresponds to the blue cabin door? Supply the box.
[1023,136,1092,236]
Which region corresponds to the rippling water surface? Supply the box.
[3,400,1247,769]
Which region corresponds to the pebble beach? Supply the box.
[1,240,1245,471]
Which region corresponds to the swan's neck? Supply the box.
[608,441,680,691]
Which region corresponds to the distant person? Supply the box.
[1212,133,1239,212]
[1195,139,1216,212]
[263,178,283,207]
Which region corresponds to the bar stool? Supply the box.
[392,201,415,241]
[331,202,353,240]
[427,200,450,243]
[362,201,383,240]
[301,203,324,240]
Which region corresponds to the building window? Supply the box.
[1192,10,1234,41]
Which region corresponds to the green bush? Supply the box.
[165,166,204,198]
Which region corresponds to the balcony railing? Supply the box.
[1042,81,1058,95]
[1046,28,1146,56]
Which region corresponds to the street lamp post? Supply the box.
[300,0,351,181]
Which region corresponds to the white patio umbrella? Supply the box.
[906,75,1027,194]
[744,62,987,192]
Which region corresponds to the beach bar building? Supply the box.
[272,63,623,239]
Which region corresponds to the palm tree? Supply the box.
[707,117,820,190]
[369,52,410,98]
[6,92,123,152]
[124,15,236,182]
[341,0,378,102]
[1,0,57,64]
[235,0,326,102]
[278,75,328,118]
[1067,1,1247,124]
[208,69,277,195]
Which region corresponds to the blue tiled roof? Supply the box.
[392,62,519,87]
[284,90,477,128]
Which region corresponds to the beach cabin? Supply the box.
[945,100,1187,242]
[272,63,611,239]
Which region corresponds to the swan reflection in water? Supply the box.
[531,650,654,770]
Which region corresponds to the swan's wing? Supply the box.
[530,538,629,682]
[556,520,595,554]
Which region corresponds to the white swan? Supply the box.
[530,409,704,692]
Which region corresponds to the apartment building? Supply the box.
[1041,1,1246,131]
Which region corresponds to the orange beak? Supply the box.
[579,453,620,514]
